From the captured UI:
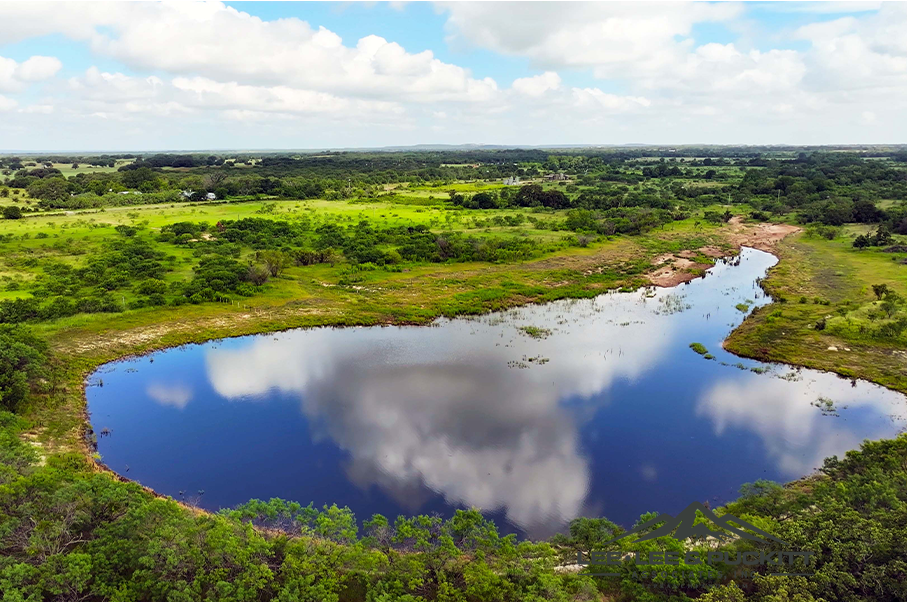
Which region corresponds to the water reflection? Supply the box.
[146,383,193,410]
[88,248,907,535]
[697,372,907,476]
[203,290,680,533]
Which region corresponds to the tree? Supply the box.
[3,206,23,219]
[256,250,291,277]
[872,226,893,246]
[872,284,890,301]
[120,167,159,190]
[0,325,48,411]
[26,178,70,203]
[852,199,883,223]
[246,263,270,285]
[472,192,497,209]
[880,292,901,318]
[853,234,871,250]
[204,171,228,191]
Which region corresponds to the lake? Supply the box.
[87,247,907,538]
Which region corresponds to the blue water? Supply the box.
[87,248,907,537]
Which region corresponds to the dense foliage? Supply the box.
[0,326,48,411]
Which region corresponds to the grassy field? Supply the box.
[726,232,907,393]
[39,159,134,176]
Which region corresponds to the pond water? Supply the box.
[87,248,907,537]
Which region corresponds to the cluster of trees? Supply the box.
[5,150,906,226]
[0,325,48,411]
[563,207,678,236]
[0,237,171,324]
[450,185,569,210]
[853,227,895,249]
[164,217,553,271]
[821,282,907,341]
[2,206,22,219]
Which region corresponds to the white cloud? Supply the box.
[766,1,882,14]
[19,104,53,115]
[172,77,404,116]
[0,94,17,111]
[0,2,497,104]
[441,2,742,79]
[512,71,561,97]
[794,5,907,95]
[15,56,62,82]
[572,88,651,112]
[0,1,906,146]
[697,372,906,477]
[0,55,61,92]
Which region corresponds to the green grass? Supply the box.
[689,342,709,355]
[726,232,907,393]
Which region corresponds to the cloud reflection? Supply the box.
[204,293,677,533]
[697,372,906,476]
[146,383,193,410]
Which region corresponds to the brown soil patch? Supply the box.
[697,245,726,258]
[726,216,801,252]
[645,219,800,287]
[648,258,712,287]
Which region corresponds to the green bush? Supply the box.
[2,206,22,220]
[0,325,48,411]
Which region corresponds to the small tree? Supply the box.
[256,250,290,277]
[246,263,270,286]
[0,325,49,411]
[881,298,900,319]
[853,234,871,250]
[2,206,22,219]
[872,226,893,247]
[872,284,890,301]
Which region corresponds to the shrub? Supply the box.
[2,206,22,220]
[0,325,48,411]
[134,278,168,296]
[246,264,270,286]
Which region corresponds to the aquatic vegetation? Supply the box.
[518,325,552,339]
[689,342,709,355]
[812,396,840,416]
[655,293,692,315]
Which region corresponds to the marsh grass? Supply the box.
[726,233,907,393]
[689,342,709,355]
[518,325,552,339]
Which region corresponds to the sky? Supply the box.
[0,0,905,151]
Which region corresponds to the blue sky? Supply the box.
[0,1,904,150]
